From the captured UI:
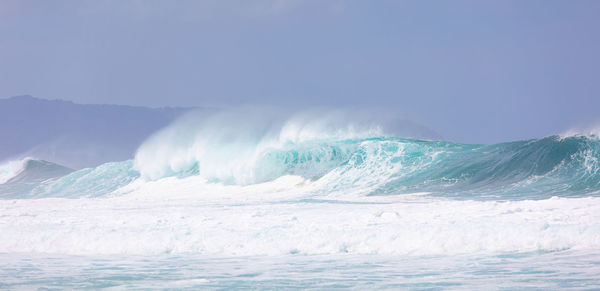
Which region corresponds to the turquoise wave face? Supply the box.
[31,160,140,198]
[369,136,600,199]
[2,135,599,200]
[226,135,600,199]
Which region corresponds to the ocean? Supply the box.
[1,111,600,289]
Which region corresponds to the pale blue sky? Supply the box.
[1,0,599,143]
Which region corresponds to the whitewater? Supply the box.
[2,110,600,289]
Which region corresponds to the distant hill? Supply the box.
[0,95,192,168]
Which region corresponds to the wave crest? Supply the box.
[133,109,387,184]
[129,108,600,199]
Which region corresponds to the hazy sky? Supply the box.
[1,0,599,143]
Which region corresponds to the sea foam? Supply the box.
[1,193,599,256]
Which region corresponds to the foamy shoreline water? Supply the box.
[2,195,600,256]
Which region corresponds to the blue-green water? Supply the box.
[2,251,600,290]
[3,135,600,200]
[2,132,600,289]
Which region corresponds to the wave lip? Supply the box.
[0,158,73,185]
[0,158,27,184]
[560,124,600,139]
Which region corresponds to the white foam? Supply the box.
[560,124,600,139]
[2,190,600,256]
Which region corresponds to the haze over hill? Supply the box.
[0,95,190,168]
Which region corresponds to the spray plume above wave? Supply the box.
[134,109,390,184]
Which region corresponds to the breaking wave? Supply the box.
[2,110,600,257]
[2,110,600,200]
